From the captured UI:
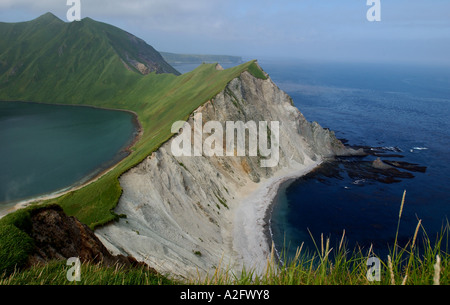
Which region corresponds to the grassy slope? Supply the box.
[0,14,139,104]
[0,13,265,228]
[44,61,260,228]
[0,13,178,105]
[1,260,174,285]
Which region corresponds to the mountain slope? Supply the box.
[0,13,179,105]
[0,13,267,228]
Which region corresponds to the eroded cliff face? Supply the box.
[96,64,354,279]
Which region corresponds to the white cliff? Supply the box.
[96,63,357,280]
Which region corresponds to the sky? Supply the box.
[0,0,449,65]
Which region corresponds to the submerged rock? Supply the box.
[372,157,393,170]
[383,160,427,173]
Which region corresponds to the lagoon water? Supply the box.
[0,101,137,209]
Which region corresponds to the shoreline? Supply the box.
[0,100,143,218]
[233,160,322,274]
[263,176,296,263]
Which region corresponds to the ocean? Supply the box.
[261,59,450,259]
[176,59,450,259]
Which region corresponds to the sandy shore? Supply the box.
[231,160,321,274]
[0,161,120,218]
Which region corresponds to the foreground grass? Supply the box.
[1,240,447,285]
[1,181,447,285]
[2,222,448,285]
[193,192,449,285]
[0,260,174,285]
[195,227,449,285]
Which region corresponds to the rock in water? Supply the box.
[372,157,393,170]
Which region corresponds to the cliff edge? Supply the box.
[96,63,358,279]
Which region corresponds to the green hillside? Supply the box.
[0,13,265,228]
[0,12,179,105]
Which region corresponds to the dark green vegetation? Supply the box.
[0,13,267,276]
[1,260,173,285]
[160,52,243,65]
[0,206,36,274]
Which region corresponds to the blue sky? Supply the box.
[0,0,449,65]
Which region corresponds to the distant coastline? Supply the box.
[160,51,243,65]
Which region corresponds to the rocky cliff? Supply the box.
[96,63,358,279]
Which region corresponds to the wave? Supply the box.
[370,146,403,152]
[352,179,366,185]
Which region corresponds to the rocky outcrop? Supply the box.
[96,63,357,279]
[372,157,394,170]
[26,205,150,270]
[115,33,180,75]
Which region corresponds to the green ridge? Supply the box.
[0,13,266,229]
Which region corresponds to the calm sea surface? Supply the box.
[0,101,137,209]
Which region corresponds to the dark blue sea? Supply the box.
[257,59,450,259]
[173,60,450,259]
